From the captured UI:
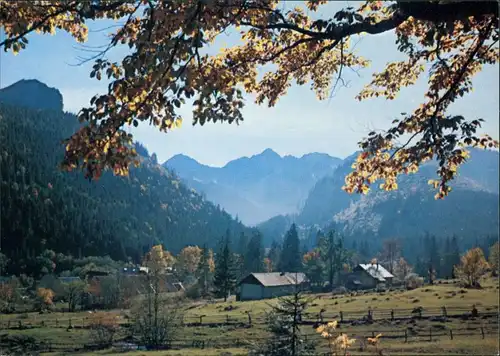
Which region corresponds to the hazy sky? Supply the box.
[1,2,498,167]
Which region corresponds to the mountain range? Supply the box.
[168,146,499,245]
[294,149,499,240]
[164,150,342,225]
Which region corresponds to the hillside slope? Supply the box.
[0,80,250,269]
[296,149,499,239]
[164,149,342,225]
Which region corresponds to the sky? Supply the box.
[1,2,498,167]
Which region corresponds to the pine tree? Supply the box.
[252,280,315,356]
[197,244,213,297]
[267,241,281,273]
[213,237,236,302]
[278,224,301,273]
[318,230,348,290]
[243,231,264,275]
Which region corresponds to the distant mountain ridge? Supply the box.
[258,148,499,244]
[164,149,342,225]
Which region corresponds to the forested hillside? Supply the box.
[0,80,250,272]
[297,149,499,239]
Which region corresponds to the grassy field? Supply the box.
[0,277,498,355]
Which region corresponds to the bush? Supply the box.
[405,273,424,290]
[185,283,202,300]
[88,312,119,347]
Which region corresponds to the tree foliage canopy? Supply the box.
[1,0,498,197]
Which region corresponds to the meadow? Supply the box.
[0,277,498,355]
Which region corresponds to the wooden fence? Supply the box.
[0,305,497,329]
[1,326,497,354]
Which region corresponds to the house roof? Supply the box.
[357,264,394,282]
[240,272,308,287]
[58,277,82,284]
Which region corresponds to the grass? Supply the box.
[1,277,498,355]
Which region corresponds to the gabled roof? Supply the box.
[58,276,82,284]
[240,272,308,287]
[356,264,394,282]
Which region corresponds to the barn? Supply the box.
[237,272,308,301]
[346,263,394,290]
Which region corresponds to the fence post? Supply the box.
[391,310,394,321]
[442,306,447,317]
[199,315,203,324]
[481,327,485,339]
[449,329,453,340]
[226,315,229,324]
[340,311,343,323]
[404,330,408,343]
[247,312,252,326]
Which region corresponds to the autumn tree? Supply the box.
[302,249,323,289]
[1,1,497,197]
[454,247,489,288]
[36,287,55,311]
[134,245,183,349]
[177,245,202,279]
[488,242,499,277]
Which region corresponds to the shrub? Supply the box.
[88,312,119,347]
[185,283,202,300]
[405,273,424,290]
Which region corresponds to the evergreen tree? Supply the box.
[318,230,348,289]
[213,236,236,301]
[449,235,461,278]
[243,230,264,275]
[267,241,281,273]
[197,244,214,297]
[253,282,315,356]
[278,224,301,273]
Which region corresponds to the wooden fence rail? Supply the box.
[0,305,497,329]
[1,326,497,354]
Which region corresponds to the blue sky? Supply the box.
[1,2,498,166]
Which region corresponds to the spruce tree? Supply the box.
[197,244,213,297]
[252,280,315,356]
[278,224,301,273]
[213,237,236,301]
[267,241,281,272]
[243,230,264,275]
